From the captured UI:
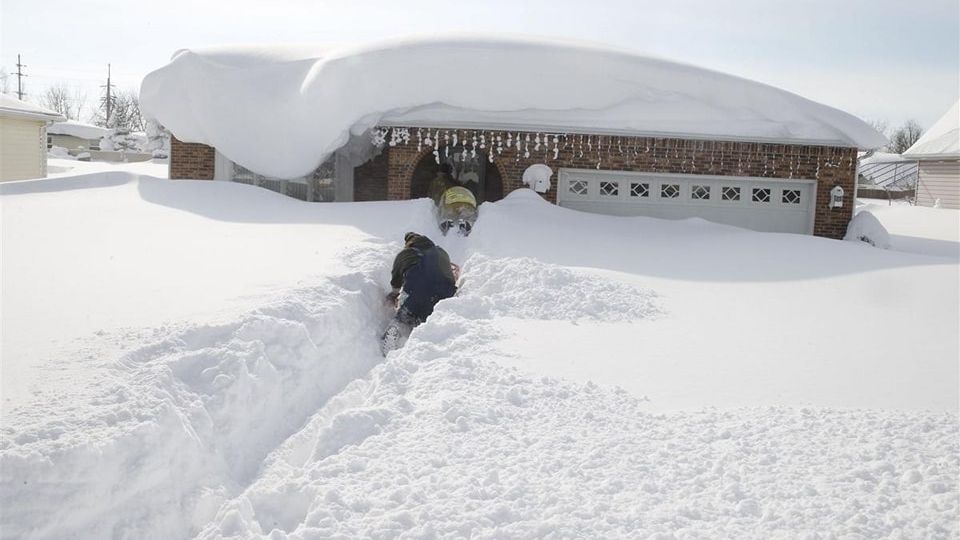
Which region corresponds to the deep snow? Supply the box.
[1,176,957,538]
[852,199,959,259]
[140,36,886,179]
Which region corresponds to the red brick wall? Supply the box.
[168,128,858,238]
[362,128,857,238]
[353,149,388,201]
[169,136,215,180]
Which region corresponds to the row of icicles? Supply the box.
[370,127,850,177]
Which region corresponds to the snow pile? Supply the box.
[46,145,73,159]
[47,119,110,140]
[454,254,660,322]
[196,352,959,538]
[141,36,886,179]
[903,100,960,159]
[854,201,959,259]
[844,210,891,249]
[1,274,391,538]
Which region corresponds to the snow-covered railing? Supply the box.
[858,160,918,191]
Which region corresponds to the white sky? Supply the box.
[1,0,957,129]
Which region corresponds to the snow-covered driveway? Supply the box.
[1,175,957,538]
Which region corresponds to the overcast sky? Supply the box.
[2,0,957,129]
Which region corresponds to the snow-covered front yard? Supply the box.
[1,173,957,538]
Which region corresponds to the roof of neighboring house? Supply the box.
[903,100,959,160]
[48,120,111,140]
[0,94,66,122]
[141,35,888,179]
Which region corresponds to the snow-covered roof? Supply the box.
[902,100,959,160]
[0,94,65,122]
[141,36,888,179]
[48,120,111,140]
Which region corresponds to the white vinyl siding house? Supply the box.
[903,100,959,209]
[0,96,65,182]
[915,161,960,209]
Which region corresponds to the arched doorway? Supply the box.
[409,146,504,203]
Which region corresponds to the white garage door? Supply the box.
[557,169,816,234]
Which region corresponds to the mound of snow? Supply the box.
[141,36,886,179]
[845,210,891,249]
[455,253,661,322]
[854,202,960,259]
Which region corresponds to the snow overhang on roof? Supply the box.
[902,100,959,160]
[0,94,66,122]
[48,120,111,140]
[141,35,888,179]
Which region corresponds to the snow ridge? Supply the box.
[0,265,393,539]
[195,264,959,539]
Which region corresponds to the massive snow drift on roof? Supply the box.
[140,36,886,179]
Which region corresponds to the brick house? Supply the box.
[151,38,884,239]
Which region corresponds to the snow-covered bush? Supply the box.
[144,118,170,158]
[844,210,891,249]
[47,145,73,159]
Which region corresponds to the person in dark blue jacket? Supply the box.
[381,232,458,355]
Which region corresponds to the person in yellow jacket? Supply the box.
[438,185,478,236]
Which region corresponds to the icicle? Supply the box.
[434,149,440,164]
[579,135,584,158]
[417,129,423,152]
[587,136,592,153]
[433,131,439,150]
[479,133,486,149]
[452,132,458,148]
[497,134,503,155]
[535,133,541,152]
[507,132,513,149]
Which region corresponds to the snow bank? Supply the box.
[903,100,960,159]
[195,293,959,539]
[141,36,886,179]
[1,273,391,538]
[47,119,110,140]
[854,202,960,259]
[844,210,892,249]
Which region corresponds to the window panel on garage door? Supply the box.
[558,169,814,234]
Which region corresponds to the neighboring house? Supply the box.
[0,95,65,182]
[141,37,887,238]
[47,120,110,151]
[903,100,960,209]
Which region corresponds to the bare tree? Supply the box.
[41,83,73,119]
[867,119,889,141]
[888,120,923,154]
[39,82,89,121]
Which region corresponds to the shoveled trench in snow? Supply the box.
[1,265,397,538]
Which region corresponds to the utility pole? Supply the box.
[100,63,115,126]
[15,54,27,100]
